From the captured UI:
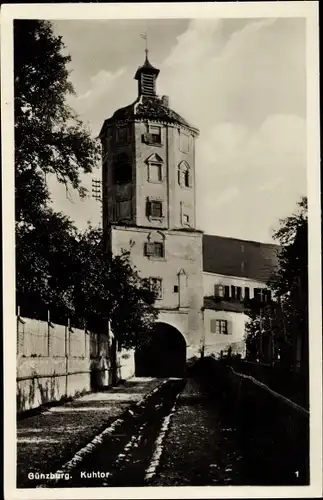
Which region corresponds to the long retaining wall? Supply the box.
[197,356,309,485]
[16,317,135,413]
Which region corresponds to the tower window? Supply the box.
[147,200,163,218]
[178,161,192,188]
[180,132,190,153]
[182,213,190,225]
[116,200,131,219]
[148,277,163,299]
[144,242,164,258]
[116,126,128,144]
[113,153,132,185]
[148,163,162,183]
[150,126,161,144]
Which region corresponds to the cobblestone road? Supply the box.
[41,375,304,488]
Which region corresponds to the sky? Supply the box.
[50,17,307,244]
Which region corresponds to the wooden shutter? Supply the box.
[214,284,224,298]
[145,242,155,256]
[210,319,217,333]
[226,320,233,336]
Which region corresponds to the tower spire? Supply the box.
[135,33,160,98]
[140,32,149,61]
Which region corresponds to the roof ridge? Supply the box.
[203,233,279,248]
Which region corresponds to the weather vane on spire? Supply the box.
[140,32,149,60]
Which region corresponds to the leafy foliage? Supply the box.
[245,197,308,370]
[70,228,158,348]
[15,20,158,348]
[14,20,100,226]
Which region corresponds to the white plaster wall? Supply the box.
[203,309,248,357]
[203,272,267,298]
[111,225,204,347]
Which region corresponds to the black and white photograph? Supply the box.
[2,2,321,499]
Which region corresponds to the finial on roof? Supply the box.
[135,33,160,97]
[140,33,149,61]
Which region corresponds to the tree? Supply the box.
[16,208,78,320]
[15,21,158,349]
[15,20,99,316]
[245,197,308,371]
[14,20,100,226]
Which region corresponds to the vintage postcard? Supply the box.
[1,2,321,499]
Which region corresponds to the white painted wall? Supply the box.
[203,309,248,358]
[203,271,267,298]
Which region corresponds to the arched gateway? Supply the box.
[135,323,187,378]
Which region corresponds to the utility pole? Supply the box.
[92,178,103,228]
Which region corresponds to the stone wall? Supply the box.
[198,356,309,484]
[16,317,135,413]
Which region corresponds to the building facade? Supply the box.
[100,53,204,375]
[202,235,278,357]
[100,53,279,375]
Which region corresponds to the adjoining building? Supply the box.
[202,234,279,358]
[99,52,279,376]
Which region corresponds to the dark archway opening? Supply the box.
[135,323,187,378]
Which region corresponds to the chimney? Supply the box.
[161,95,169,107]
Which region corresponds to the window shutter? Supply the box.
[227,320,233,336]
[214,285,224,298]
[224,286,230,299]
[145,242,155,256]
[146,200,151,217]
[210,319,217,333]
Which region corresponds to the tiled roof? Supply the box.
[100,96,198,134]
[203,234,279,283]
[203,297,246,313]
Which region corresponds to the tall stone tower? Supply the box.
[99,52,204,375]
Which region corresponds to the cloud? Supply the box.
[72,67,126,107]
[159,17,305,128]
[156,18,306,242]
[50,18,306,243]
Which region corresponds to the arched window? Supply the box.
[113,153,132,185]
[178,161,192,188]
[144,231,165,259]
